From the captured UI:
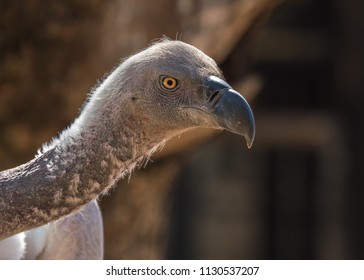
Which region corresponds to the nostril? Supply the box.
[209,91,224,109]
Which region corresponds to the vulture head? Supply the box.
[79,39,255,151]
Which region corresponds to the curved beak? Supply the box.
[206,76,255,148]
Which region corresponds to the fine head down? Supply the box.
[79,39,255,150]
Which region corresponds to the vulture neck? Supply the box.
[0,95,166,240]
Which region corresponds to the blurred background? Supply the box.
[0,0,363,259]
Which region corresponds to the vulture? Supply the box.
[0,39,255,259]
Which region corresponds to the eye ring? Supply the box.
[160,76,179,91]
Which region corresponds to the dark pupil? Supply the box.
[167,79,173,86]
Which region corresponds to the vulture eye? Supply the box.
[160,76,179,91]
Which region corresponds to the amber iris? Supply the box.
[161,76,178,90]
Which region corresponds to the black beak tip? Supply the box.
[225,89,255,149]
[246,125,255,149]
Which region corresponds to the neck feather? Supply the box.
[0,112,166,239]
